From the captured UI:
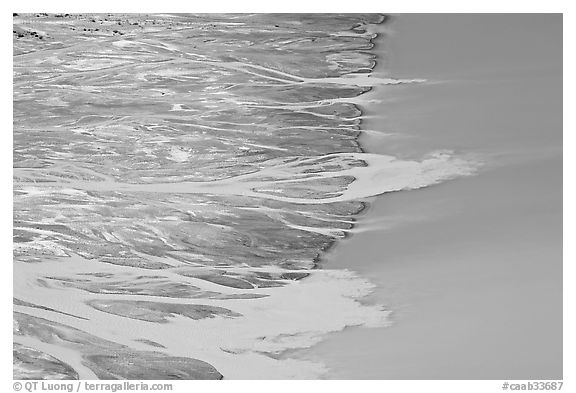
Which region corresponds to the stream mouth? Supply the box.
[13,13,474,379]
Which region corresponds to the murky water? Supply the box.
[297,14,562,379]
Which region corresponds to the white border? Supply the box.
[2,2,571,392]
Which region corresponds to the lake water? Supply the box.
[295,14,562,379]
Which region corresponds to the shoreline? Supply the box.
[14,13,408,380]
[313,14,391,264]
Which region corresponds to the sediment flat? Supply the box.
[14,13,477,379]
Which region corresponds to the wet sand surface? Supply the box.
[14,13,477,379]
[296,14,562,379]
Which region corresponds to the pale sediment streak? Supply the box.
[15,254,387,379]
[14,152,474,204]
[13,13,476,379]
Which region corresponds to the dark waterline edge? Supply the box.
[271,13,393,368]
[312,13,389,267]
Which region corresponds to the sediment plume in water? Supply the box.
[13,13,475,379]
